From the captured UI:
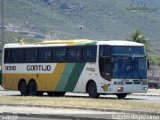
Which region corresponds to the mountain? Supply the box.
[0,0,160,55]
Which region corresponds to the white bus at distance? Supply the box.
[2,39,148,99]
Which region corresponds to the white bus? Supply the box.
[2,39,148,98]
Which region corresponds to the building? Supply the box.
[148,65,160,88]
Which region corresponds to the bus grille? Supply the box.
[133,80,141,84]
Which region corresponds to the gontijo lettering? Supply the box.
[27,65,51,71]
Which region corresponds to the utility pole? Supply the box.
[1,0,4,49]
[0,0,4,67]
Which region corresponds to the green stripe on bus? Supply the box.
[64,63,85,92]
[78,41,97,46]
[85,41,97,45]
[55,63,75,91]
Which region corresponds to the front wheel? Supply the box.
[116,94,127,99]
[87,82,99,98]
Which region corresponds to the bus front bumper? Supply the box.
[109,85,148,94]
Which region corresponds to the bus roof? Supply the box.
[98,40,144,46]
[4,39,144,48]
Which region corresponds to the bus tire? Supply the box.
[19,80,28,96]
[29,81,37,96]
[87,82,99,98]
[54,92,66,97]
[116,94,127,99]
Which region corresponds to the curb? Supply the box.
[0,104,160,116]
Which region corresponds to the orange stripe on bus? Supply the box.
[49,63,66,91]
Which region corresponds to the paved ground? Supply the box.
[1,116,73,120]
[0,106,119,120]
[0,87,160,120]
[1,105,160,120]
[0,89,160,103]
[133,89,160,96]
[2,116,61,120]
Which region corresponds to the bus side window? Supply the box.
[12,49,24,63]
[38,48,52,62]
[67,47,82,62]
[25,49,37,62]
[45,49,52,61]
[99,45,110,57]
[4,49,12,63]
[53,48,66,62]
[83,46,97,62]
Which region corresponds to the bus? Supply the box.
[2,39,148,99]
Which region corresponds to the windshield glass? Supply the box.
[112,57,147,79]
[112,46,145,56]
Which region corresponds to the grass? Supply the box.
[0,96,160,113]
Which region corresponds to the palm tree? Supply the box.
[128,30,151,53]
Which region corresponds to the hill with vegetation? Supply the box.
[0,0,160,56]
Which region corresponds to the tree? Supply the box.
[127,30,153,54]
[129,30,150,52]
[127,30,153,64]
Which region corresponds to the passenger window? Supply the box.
[12,49,24,63]
[53,48,66,62]
[67,47,82,62]
[25,49,37,62]
[4,49,12,63]
[83,46,97,62]
[38,48,52,62]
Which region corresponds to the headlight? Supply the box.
[143,87,148,90]
[117,87,124,92]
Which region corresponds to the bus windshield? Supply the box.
[112,56,147,79]
[99,45,147,80]
[112,46,145,56]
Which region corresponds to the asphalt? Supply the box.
[0,105,119,120]
[0,87,160,119]
[0,103,160,120]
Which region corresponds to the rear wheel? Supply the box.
[19,81,28,96]
[116,94,127,99]
[87,82,99,98]
[54,92,66,97]
[29,81,37,96]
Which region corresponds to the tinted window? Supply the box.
[4,49,12,63]
[111,46,145,55]
[99,45,110,57]
[53,48,66,62]
[67,47,82,62]
[12,49,24,62]
[4,49,24,63]
[83,46,97,62]
[38,48,52,62]
[25,49,37,62]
